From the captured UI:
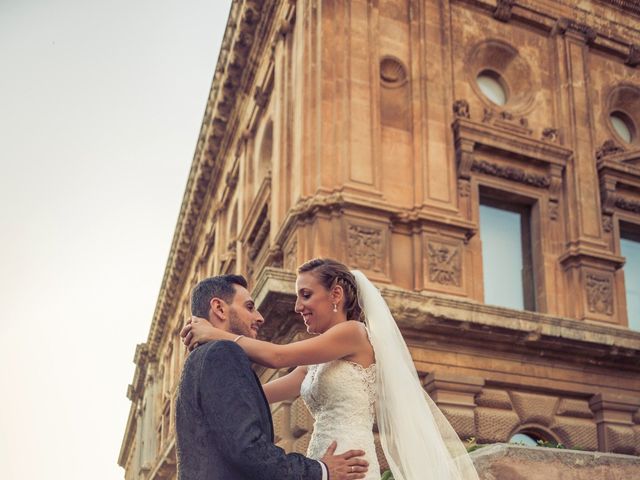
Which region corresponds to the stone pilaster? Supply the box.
[424,372,484,439]
[589,392,640,454]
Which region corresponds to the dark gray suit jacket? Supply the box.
[176,340,322,479]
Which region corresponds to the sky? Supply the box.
[0,0,232,478]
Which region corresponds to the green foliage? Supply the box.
[536,439,566,449]
[465,436,485,453]
[381,471,394,480]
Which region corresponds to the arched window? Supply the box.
[509,428,560,447]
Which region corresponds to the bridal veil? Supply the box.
[352,270,479,480]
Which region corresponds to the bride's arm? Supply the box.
[186,319,368,369]
[262,366,307,404]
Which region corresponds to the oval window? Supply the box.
[476,71,507,106]
[610,111,634,144]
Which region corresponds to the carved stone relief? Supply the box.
[602,0,640,17]
[549,200,559,221]
[458,179,471,198]
[453,100,470,119]
[614,196,640,213]
[597,140,625,160]
[542,128,559,143]
[626,44,640,68]
[471,160,551,188]
[554,18,597,44]
[380,56,408,88]
[493,0,514,22]
[347,224,384,272]
[427,241,462,287]
[482,108,532,135]
[380,56,411,130]
[586,273,614,316]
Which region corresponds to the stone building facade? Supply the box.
[119,1,640,478]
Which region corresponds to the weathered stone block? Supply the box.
[475,407,521,443]
[551,417,598,450]
[476,389,513,410]
[470,443,640,480]
[510,391,559,426]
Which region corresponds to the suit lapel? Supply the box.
[252,372,275,442]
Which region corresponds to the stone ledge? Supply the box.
[252,268,640,370]
[470,443,640,480]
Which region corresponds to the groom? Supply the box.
[176,274,368,479]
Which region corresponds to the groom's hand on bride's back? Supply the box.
[320,440,369,480]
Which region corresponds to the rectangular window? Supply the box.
[480,195,535,311]
[621,225,640,331]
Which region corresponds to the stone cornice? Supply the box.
[120,0,279,463]
[254,268,640,370]
[146,0,275,360]
[117,402,137,467]
[597,0,640,17]
[457,0,640,63]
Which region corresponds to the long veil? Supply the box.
[352,270,479,480]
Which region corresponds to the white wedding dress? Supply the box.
[299,271,479,480]
[301,358,381,480]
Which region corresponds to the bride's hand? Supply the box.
[181,316,219,351]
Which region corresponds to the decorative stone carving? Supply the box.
[549,200,559,221]
[493,0,514,22]
[626,44,640,68]
[602,0,640,16]
[380,56,408,87]
[471,160,551,188]
[347,224,384,272]
[542,128,559,142]
[453,100,470,119]
[500,111,514,121]
[597,140,625,160]
[458,179,471,197]
[603,216,614,233]
[482,108,493,123]
[586,274,614,316]
[480,108,531,135]
[427,241,462,287]
[615,196,640,213]
[554,18,597,44]
[510,391,559,426]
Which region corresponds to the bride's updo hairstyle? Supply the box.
[297,258,363,322]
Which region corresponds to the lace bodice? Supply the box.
[300,359,380,480]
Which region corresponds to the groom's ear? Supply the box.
[209,297,227,322]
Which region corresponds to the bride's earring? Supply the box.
[332,303,338,313]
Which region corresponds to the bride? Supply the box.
[182,258,479,480]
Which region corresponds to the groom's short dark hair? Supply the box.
[191,274,249,318]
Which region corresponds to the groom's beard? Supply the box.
[228,309,253,338]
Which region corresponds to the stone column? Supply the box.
[554,19,625,323]
[589,392,640,454]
